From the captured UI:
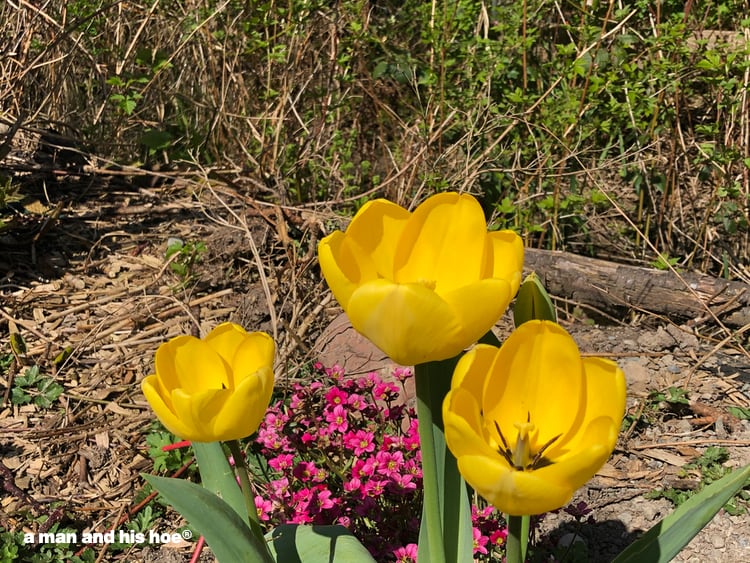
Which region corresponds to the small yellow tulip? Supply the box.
[443,320,626,515]
[142,323,275,442]
[318,192,523,366]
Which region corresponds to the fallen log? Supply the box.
[524,249,750,328]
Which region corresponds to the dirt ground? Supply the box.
[2,176,750,562]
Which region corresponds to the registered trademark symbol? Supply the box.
[182,529,193,540]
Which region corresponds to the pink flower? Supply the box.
[473,527,489,555]
[375,450,404,477]
[325,403,348,433]
[490,528,508,546]
[346,392,366,410]
[325,387,348,407]
[269,477,290,500]
[312,487,336,511]
[343,429,375,455]
[351,457,377,478]
[373,381,399,401]
[392,367,413,383]
[268,454,295,472]
[293,461,320,482]
[255,496,274,521]
[344,477,362,493]
[393,543,418,562]
[362,478,387,496]
[390,473,417,492]
[401,420,420,451]
[325,364,345,379]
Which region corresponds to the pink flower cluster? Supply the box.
[250,363,507,561]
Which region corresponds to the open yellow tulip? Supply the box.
[318,192,523,366]
[443,320,626,515]
[142,323,275,442]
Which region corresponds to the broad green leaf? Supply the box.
[191,442,249,526]
[143,474,273,563]
[613,463,750,563]
[265,524,376,562]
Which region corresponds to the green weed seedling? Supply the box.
[165,238,207,289]
[647,447,750,515]
[145,422,196,475]
[11,365,64,409]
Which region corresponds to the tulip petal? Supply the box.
[346,279,464,365]
[213,367,274,441]
[231,332,275,383]
[487,229,524,296]
[319,231,378,310]
[551,357,626,458]
[394,193,489,292]
[204,323,249,367]
[538,416,617,490]
[450,344,498,401]
[458,455,576,515]
[441,279,512,346]
[344,199,411,279]
[444,387,497,458]
[483,321,586,448]
[170,387,232,443]
[157,335,229,392]
[141,374,196,440]
[153,336,189,398]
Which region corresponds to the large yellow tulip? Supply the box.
[443,320,626,515]
[142,323,275,442]
[318,192,523,366]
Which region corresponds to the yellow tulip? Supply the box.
[318,192,523,366]
[443,320,626,515]
[142,323,275,442]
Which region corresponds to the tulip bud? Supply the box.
[513,272,556,327]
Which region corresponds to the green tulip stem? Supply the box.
[415,359,473,563]
[227,440,263,532]
[415,367,446,563]
[506,514,528,563]
[521,514,530,558]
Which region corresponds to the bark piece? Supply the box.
[524,248,750,327]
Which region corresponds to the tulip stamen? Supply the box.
[493,420,562,471]
[493,421,517,469]
[416,278,437,291]
[530,433,562,469]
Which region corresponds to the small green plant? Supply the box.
[650,253,681,271]
[128,505,158,534]
[11,365,64,408]
[165,239,207,288]
[649,386,690,407]
[623,386,690,433]
[0,522,96,563]
[728,406,750,420]
[647,447,750,515]
[145,423,195,474]
[106,75,147,116]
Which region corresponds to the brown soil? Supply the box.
[2,176,750,562]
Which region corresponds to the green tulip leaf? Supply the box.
[513,272,556,327]
[143,474,274,563]
[613,463,750,563]
[191,441,249,526]
[265,524,376,562]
